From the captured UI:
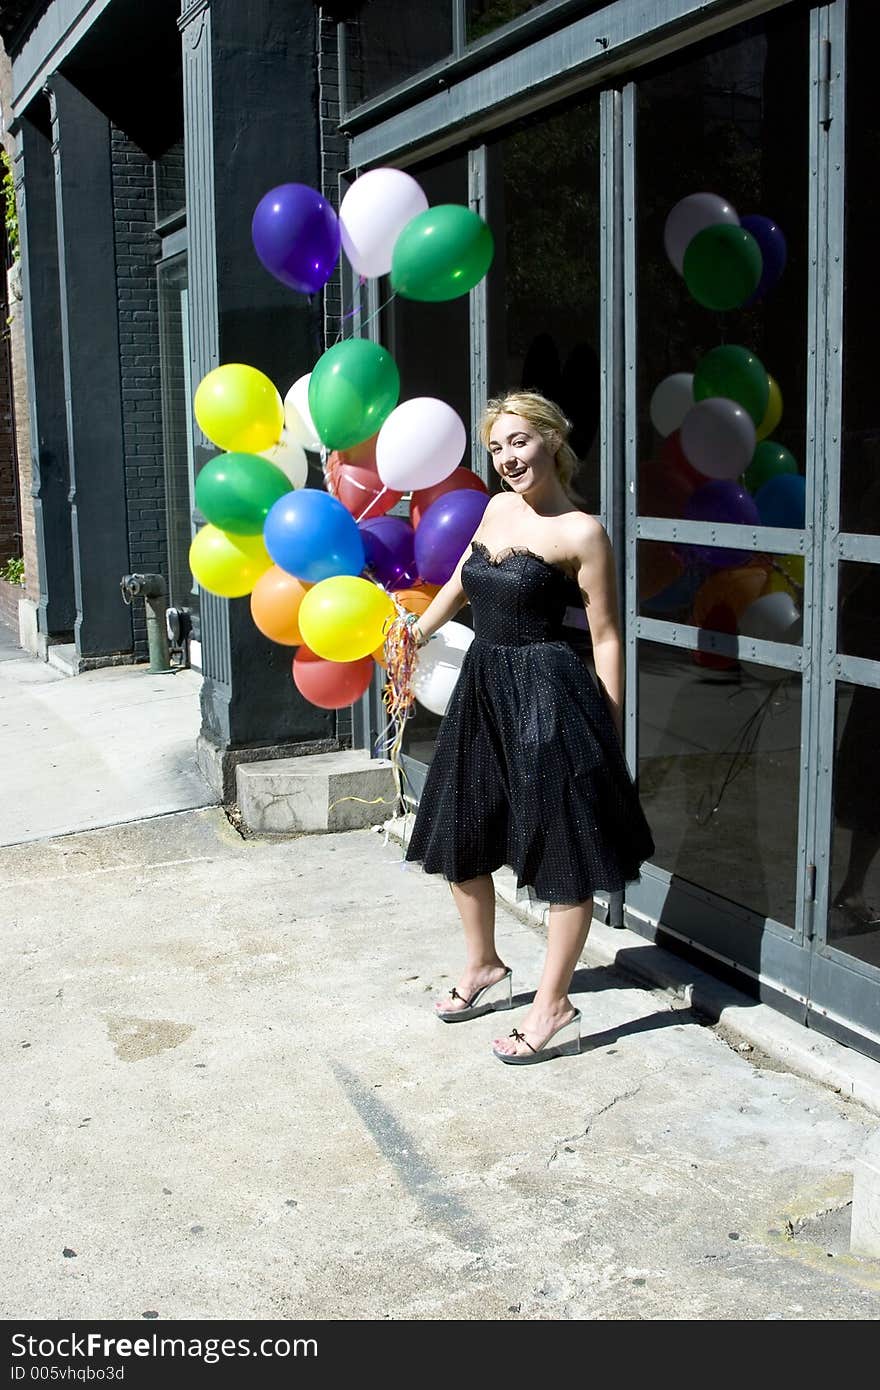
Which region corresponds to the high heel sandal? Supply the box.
[492,1009,581,1064]
[435,969,513,1023]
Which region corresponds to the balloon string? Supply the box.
[332,276,368,346]
[355,486,389,523]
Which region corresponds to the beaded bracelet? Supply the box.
[403,612,428,648]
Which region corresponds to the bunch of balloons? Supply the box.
[250,168,494,303]
[188,166,496,714]
[640,194,803,674]
[663,192,788,312]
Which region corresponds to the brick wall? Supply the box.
[111,125,166,661]
[1,40,37,606]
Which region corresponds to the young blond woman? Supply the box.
[404,391,654,1064]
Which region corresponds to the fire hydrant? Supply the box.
[119,573,173,673]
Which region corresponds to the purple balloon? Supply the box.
[252,184,341,294]
[415,489,490,585]
[683,480,760,568]
[740,215,787,304]
[359,515,417,590]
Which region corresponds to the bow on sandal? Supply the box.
[492,1010,582,1065]
[435,969,513,1023]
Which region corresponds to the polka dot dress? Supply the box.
[405,541,655,904]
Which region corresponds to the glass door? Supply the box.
[624,4,815,1017]
[805,0,880,1057]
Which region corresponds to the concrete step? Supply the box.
[236,748,398,834]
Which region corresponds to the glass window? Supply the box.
[636,10,809,535]
[157,254,198,624]
[342,0,453,109]
[379,151,472,764]
[838,562,880,663]
[466,0,550,43]
[638,640,801,926]
[828,681,880,967]
[485,98,601,511]
[841,0,880,536]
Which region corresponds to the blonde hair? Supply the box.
[479,391,580,497]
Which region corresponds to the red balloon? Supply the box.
[692,603,737,671]
[410,466,488,528]
[660,431,705,491]
[330,462,403,521]
[292,646,374,709]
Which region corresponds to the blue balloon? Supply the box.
[263,489,365,581]
[755,473,805,529]
[741,215,787,304]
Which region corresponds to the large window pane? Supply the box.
[638,640,801,925]
[380,152,472,764]
[636,10,809,533]
[485,98,601,511]
[838,562,880,663]
[158,254,198,623]
[841,0,880,535]
[828,681,880,968]
[638,539,803,670]
[342,0,453,109]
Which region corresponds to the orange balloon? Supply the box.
[373,644,387,668]
[692,561,770,628]
[394,587,434,616]
[250,566,309,645]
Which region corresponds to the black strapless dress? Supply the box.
[404,541,655,904]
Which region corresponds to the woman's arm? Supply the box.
[574,519,624,741]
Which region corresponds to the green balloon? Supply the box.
[744,440,798,494]
[391,204,494,302]
[195,452,291,534]
[308,339,400,451]
[683,224,762,311]
[693,344,769,426]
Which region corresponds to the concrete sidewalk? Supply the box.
[1,627,880,1319]
[0,625,213,845]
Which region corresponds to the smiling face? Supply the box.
[487,413,558,496]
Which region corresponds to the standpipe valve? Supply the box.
[119,573,172,674]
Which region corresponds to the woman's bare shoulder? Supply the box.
[566,511,610,559]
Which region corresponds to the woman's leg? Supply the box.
[493,898,593,1054]
[436,875,509,1014]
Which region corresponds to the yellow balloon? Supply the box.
[194,364,284,453]
[299,576,396,661]
[189,525,272,598]
[755,375,783,442]
[764,554,805,599]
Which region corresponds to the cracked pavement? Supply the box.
[3,806,880,1320]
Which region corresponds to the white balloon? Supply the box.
[376,398,466,491]
[412,620,474,716]
[260,429,309,489]
[680,398,756,479]
[650,373,694,436]
[283,374,321,451]
[738,591,802,680]
[340,168,429,279]
[664,193,739,275]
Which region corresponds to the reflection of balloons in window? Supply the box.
[663,192,739,275]
[755,473,806,529]
[680,398,757,480]
[682,224,762,311]
[693,345,769,426]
